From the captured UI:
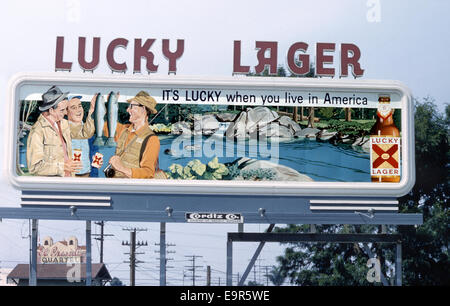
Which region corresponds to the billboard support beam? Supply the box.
[160,222,166,286]
[237,224,275,286]
[86,220,92,286]
[226,237,233,286]
[227,232,402,286]
[0,207,423,225]
[362,243,389,286]
[396,242,402,286]
[29,219,38,286]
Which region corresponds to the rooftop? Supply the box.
[7,264,111,281]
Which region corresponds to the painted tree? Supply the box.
[289,63,317,125]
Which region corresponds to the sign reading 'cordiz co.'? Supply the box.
[186,213,243,223]
[6,73,415,198]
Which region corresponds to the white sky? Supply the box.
[0,0,449,285]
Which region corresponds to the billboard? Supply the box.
[6,73,415,197]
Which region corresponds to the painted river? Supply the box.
[20,134,371,182]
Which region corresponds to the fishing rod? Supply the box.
[149,103,169,124]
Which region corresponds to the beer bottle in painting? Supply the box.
[370,95,401,183]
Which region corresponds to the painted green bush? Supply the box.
[167,157,229,180]
[240,168,276,181]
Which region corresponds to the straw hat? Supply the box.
[127,91,157,114]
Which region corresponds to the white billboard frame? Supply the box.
[5,72,415,197]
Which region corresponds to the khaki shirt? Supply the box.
[114,123,160,179]
[26,114,73,177]
[69,115,95,140]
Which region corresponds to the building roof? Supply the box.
[7,264,111,281]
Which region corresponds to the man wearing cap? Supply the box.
[108,91,160,178]
[67,93,101,177]
[27,86,81,177]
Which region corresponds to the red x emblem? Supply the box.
[93,155,102,164]
[372,144,398,168]
[73,153,81,162]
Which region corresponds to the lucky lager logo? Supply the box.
[370,137,401,177]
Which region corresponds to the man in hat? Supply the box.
[26,86,81,177]
[108,91,160,178]
[67,93,101,177]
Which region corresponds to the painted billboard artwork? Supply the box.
[15,83,402,184]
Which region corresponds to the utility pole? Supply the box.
[264,266,269,286]
[257,258,264,284]
[262,265,272,286]
[122,228,147,286]
[206,266,211,286]
[184,255,203,286]
[92,221,114,263]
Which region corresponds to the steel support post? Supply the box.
[86,220,92,286]
[29,219,38,286]
[396,242,402,286]
[160,222,166,286]
[226,238,233,286]
[362,243,389,286]
[130,230,136,286]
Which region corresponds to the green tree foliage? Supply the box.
[110,277,125,286]
[318,107,336,119]
[247,280,264,286]
[288,62,316,78]
[277,66,287,77]
[274,99,449,285]
[394,98,449,285]
[399,98,449,214]
[398,201,449,285]
[275,224,382,285]
[267,266,286,286]
[326,119,374,137]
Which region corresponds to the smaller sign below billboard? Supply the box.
[186,212,244,223]
[37,236,86,264]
